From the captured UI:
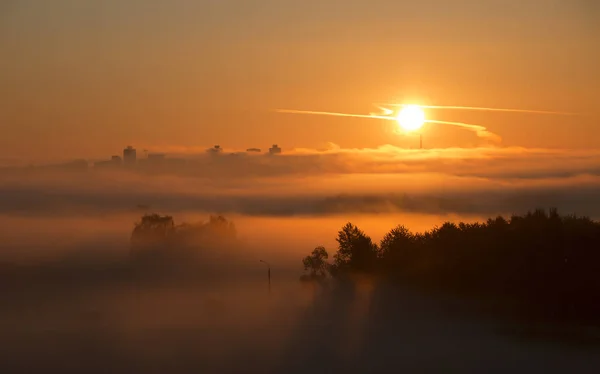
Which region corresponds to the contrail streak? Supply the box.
[425,120,502,142]
[378,104,577,116]
[275,108,503,142]
[372,106,394,116]
[275,109,394,120]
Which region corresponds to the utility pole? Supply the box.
[420,133,423,149]
[259,260,271,294]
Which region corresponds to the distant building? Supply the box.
[246,148,261,153]
[269,144,282,155]
[123,146,137,165]
[207,145,223,154]
[111,155,122,164]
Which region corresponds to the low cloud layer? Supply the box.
[2,145,600,218]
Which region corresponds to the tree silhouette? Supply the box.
[379,224,416,277]
[332,222,379,275]
[301,246,330,281]
[130,214,175,251]
[129,213,237,263]
[302,209,600,324]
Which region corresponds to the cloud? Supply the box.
[2,145,600,218]
[107,143,600,179]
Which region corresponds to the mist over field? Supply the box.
[2,0,599,370]
[2,213,600,373]
[3,145,600,219]
[2,148,600,373]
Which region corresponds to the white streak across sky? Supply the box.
[275,104,579,143]
[377,104,577,116]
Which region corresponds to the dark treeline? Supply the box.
[301,208,600,325]
[0,214,240,285]
[130,213,237,255]
[129,214,239,278]
[126,209,600,324]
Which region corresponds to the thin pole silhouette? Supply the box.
[259,260,271,293]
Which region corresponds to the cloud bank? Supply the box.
[2,145,600,219]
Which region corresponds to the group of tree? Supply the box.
[130,213,237,263]
[301,208,600,324]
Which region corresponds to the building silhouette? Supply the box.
[207,145,223,154]
[246,148,261,153]
[123,146,137,165]
[269,144,282,155]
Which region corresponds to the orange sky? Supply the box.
[1,0,599,162]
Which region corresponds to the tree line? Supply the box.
[130,213,237,263]
[301,208,600,324]
[127,209,600,323]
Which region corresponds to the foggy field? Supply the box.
[3,0,600,372]
[1,172,600,372]
[2,254,600,373]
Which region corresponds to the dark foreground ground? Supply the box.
[1,267,600,374]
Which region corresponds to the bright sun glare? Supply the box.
[397,105,425,131]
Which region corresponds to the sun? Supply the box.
[397,105,425,131]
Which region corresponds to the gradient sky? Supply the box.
[1,0,599,162]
